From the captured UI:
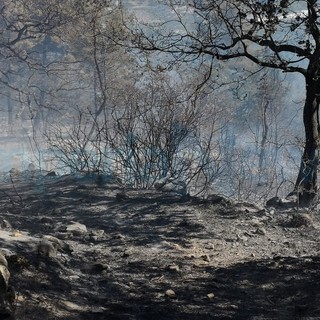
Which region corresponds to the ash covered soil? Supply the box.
[0,175,319,320]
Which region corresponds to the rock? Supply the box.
[201,254,211,262]
[154,176,187,196]
[53,232,70,240]
[123,248,133,257]
[90,229,105,237]
[251,219,263,228]
[255,227,267,236]
[0,265,10,294]
[37,240,57,257]
[112,233,125,240]
[154,178,167,190]
[66,222,87,236]
[90,235,99,242]
[59,300,88,312]
[167,264,180,272]
[237,234,248,242]
[0,254,8,268]
[193,260,209,268]
[0,220,12,230]
[161,181,187,196]
[0,250,12,260]
[207,293,215,300]
[165,289,176,299]
[0,251,14,319]
[42,235,73,253]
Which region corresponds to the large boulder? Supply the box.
[0,252,15,319]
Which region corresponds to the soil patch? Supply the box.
[0,175,319,319]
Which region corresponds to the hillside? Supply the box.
[0,175,319,319]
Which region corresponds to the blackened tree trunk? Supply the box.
[293,68,320,206]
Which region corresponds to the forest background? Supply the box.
[0,0,309,204]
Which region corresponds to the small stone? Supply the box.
[0,219,12,230]
[193,260,209,268]
[237,234,248,242]
[154,178,166,190]
[37,240,57,257]
[113,233,125,240]
[201,254,211,262]
[90,229,105,237]
[172,243,183,251]
[161,181,187,196]
[123,248,133,257]
[255,227,267,236]
[53,232,70,240]
[207,293,215,300]
[43,235,73,253]
[251,219,263,228]
[167,264,180,272]
[90,235,99,242]
[66,222,87,236]
[9,231,22,237]
[165,289,176,299]
[60,300,87,312]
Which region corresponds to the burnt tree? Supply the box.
[127,0,320,205]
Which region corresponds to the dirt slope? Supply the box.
[0,175,319,320]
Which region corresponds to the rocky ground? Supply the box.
[0,174,319,319]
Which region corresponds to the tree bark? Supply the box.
[293,71,320,206]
